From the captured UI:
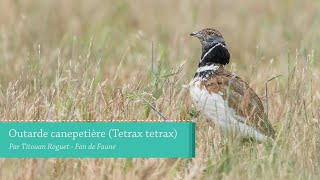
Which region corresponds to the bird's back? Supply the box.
[190,66,275,140]
[204,67,275,138]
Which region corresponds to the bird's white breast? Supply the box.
[189,78,267,141]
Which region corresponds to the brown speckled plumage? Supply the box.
[202,66,276,138]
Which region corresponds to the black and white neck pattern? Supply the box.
[194,41,229,81]
[194,63,220,81]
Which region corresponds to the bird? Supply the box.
[189,28,275,141]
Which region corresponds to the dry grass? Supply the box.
[0,0,320,179]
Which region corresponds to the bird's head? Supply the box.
[190,28,223,44]
[190,28,230,65]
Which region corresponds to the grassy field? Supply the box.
[0,0,320,179]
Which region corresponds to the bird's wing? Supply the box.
[204,68,275,137]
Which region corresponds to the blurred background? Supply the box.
[1,0,319,80]
[1,0,319,119]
